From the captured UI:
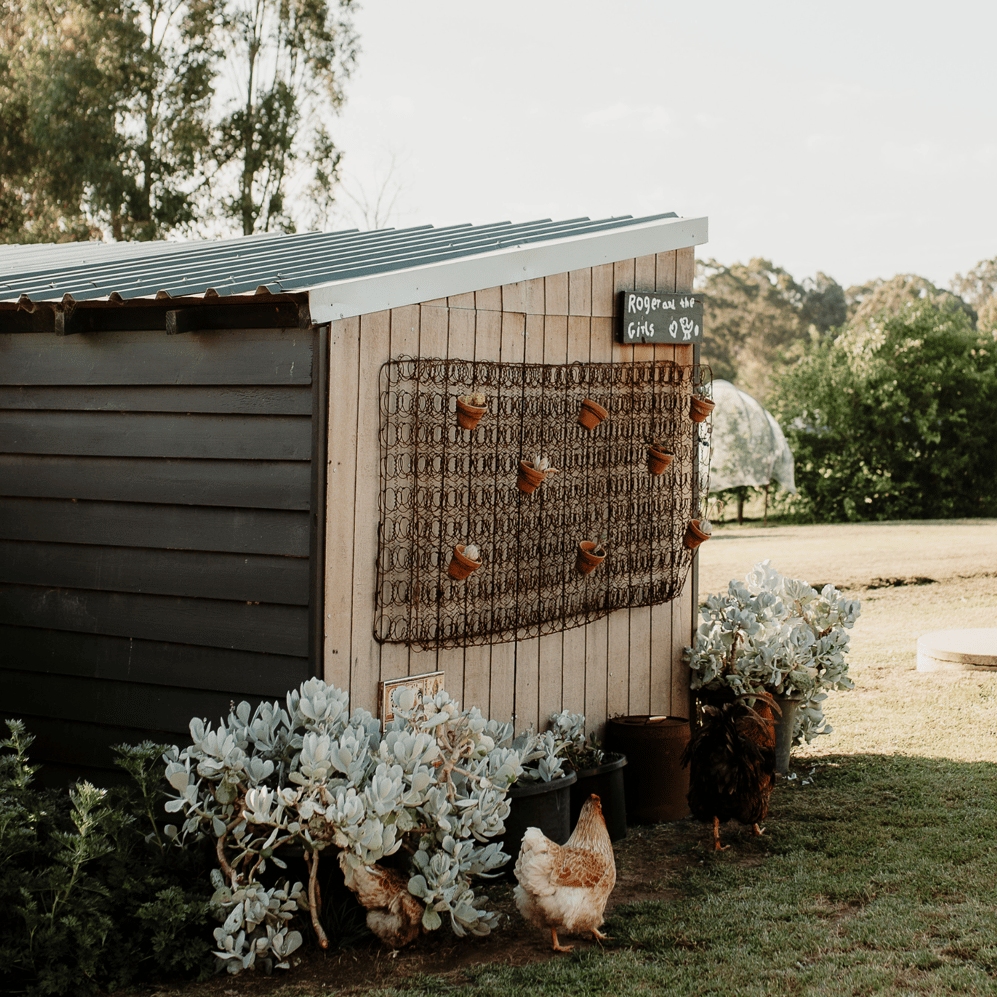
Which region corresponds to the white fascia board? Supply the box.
[307,214,707,323]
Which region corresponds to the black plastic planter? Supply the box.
[569,752,628,841]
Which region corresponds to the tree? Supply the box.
[770,303,997,522]
[1,0,223,242]
[845,274,975,328]
[952,258,997,335]
[214,0,358,235]
[696,258,806,404]
[800,272,847,333]
[1,0,358,243]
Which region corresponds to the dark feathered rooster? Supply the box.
[682,692,781,850]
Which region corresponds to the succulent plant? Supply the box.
[164,679,531,967]
[463,542,480,562]
[548,710,606,770]
[459,391,486,407]
[683,560,861,743]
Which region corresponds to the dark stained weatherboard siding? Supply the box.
[0,321,325,782]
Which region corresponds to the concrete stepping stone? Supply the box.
[916,628,997,671]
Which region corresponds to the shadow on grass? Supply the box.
[383,753,997,997]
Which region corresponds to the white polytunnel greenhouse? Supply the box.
[708,379,796,494]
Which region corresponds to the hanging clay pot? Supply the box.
[517,460,556,494]
[577,398,609,431]
[455,394,486,431]
[690,394,716,423]
[447,544,482,580]
[575,540,607,575]
[647,444,675,475]
[683,519,712,550]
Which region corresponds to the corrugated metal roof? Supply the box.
[0,213,708,316]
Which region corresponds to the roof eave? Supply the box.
[306,214,708,323]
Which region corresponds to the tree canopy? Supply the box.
[769,303,997,522]
[0,0,356,242]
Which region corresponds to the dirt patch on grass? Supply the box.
[144,820,706,997]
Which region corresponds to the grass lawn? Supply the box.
[155,520,997,997]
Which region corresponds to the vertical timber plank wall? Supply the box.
[0,322,319,779]
[324,249,697,732]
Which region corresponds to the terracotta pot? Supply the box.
[647,445,675,475]
[517,460,547,494]
[575,540,607,575]
[683,519,712,550]
[577,398,608,430]
[455,396,486,430]
[690,395,715,423]
[447,544,482,580]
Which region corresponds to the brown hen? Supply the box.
[513,793,616,952]
[682,692,781,850]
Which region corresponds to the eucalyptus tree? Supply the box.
[952,257,997,334]
[214,0,358,234]
[0,0,223,242]
[695,257,806,405]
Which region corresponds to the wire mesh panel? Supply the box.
[375,356,712,649]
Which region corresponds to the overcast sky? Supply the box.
[332,0,996,291]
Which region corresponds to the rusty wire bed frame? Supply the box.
[374,356,712,649]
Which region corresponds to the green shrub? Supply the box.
[0,720,215,997]
[770,303,997,522]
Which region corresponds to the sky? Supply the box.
[331,0,997,292]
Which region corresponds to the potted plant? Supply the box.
[456,391,487,430]
[548,710,627,841]
[499,728,577,865]
[683,514,712,550]
[448,541,482,580]
[575,535,608,575]
[577,398,609,431]
[683,559,861,772]
[646,437,675,475]
[517,453,559,494]
[690,376,715,423]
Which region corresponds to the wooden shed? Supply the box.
[0,212,710,781]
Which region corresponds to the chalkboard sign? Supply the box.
[617,291,704,344]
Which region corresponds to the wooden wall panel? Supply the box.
[0,497,309,556]
[434,304,473,708]
[0,384,312,415]
[3,329,313,386]
[350,310,390,712]
[1,624,304,695]
[2,410,311,460]
[327,249,701,738]
[377,304,421,688]
[537,313,568,728]
[459,305,493,717]
[1,455,311,509]
[648,250,680,716]
[0,541,309,604]
[0,583,308,656]
[0,321,322,779]
[324,317,360,692]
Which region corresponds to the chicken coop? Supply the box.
[0,213,710,782]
